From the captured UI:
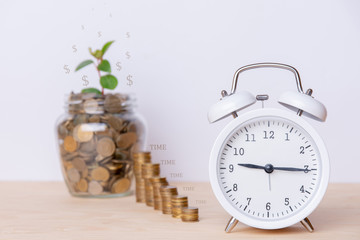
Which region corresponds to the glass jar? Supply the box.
[56,92,147,198]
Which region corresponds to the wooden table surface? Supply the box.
[0,182,359,239]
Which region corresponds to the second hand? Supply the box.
[268,174,271,191]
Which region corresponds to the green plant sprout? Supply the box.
[75,41,118,95]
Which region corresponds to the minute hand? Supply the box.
[273,166,310,172]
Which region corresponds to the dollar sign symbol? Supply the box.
[98,31,102,37]
[126,51,131,59]
[82,75,89,86]
[81,25,84,30]
[127,75,133,86]
[109,13,112,17]
[116,62,122,71]
[126,32,130,38]
[72,45,77,52]
[64,65,70,74]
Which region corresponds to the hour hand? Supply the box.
[237,163,265,170]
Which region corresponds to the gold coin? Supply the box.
[64,136,77,153]
[115,149,129,160]
[73,114,87,126]
[181,217,199,222]
[133,151,151,159]
[78,152,94,162]
[72,157,87,171]
[88,115,100,123]
[94,127,115,139]
[75,124,93,142]
[62,151,79,162]
[98,156,113,164]
[182,206,199,214]
[91,167,110,182]
[96,137,115,157]
[67,168,81,183]
[77,178,88,192]
[171,195,188,202]
[58,124,67,139]
[88,180,103,195]
[104,94,123,113]
[111,178,131,193]
[63,161,74,170]
[160,185,178,194]
[115,132,137,149]
[82,167,89,178]
[150,177,167,183]
[79,139,97,153]
[84,99,99,114]
[108,116,123,131]
[126,122,137,132]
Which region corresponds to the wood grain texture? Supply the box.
[0,182,359,239]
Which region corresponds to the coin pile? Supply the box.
[171,195,188,218]
[160,186,178,214]
[133,152,151,202]
[57,93,145,197]
[141,163,160,206]
[181,207,199,222]
[134,151,199,222]
[150,177,169,210]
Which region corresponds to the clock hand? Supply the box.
[268,174,271,191]
[273,166,311,172]
[237,163,265,170]
[237,163,311,173]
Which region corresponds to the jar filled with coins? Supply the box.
[56,92,147,197]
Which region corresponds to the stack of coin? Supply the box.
[160,186,178,214]
[171,195,188,218]
[181,207,199,222]
[133,152,151,202]
[141,163,160,206]
[57,92,145,197]
[150,177,168,210]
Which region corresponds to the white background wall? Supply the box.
[0,0,359,182]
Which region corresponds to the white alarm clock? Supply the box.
[208,63,329,233]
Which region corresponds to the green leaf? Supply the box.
[75,60,93,71]
[98,59,111,72]
[81,88,102,94]
[94,50,102,59]
[89,47,103,59]
[101,41,114,56]
[100,74,118,90]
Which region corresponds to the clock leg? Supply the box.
[300,217,314,232]
[225,216,239,233]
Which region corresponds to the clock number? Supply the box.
[266,202,271,210]
[245,134,256,142]
[233,184,238,191]
[229,164,234,173]
[285,133,290,141]
[304,165,309,173]
[234,147,244,156]
[300,185,305,193]
[263,131,274,139]
[246,198,251,205]
[300,146,305,154]
[284,198,290,206]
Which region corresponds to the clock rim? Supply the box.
[209,108,330,229]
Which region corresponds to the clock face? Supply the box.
[209,109,329,229]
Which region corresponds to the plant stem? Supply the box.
[94,60,104,96]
